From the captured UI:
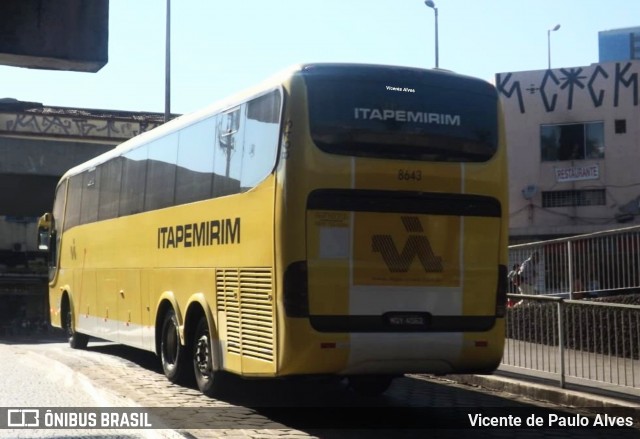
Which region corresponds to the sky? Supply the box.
[1,0,639,115]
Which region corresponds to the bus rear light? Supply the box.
[474,340,489,347]
[495,264,508,318]
[320,342,336,349]
[284,261,309,317]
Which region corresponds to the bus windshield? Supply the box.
[303,65,498,162]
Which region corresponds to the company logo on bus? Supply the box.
[372,216,443,273]
[354,107,461,126]
[157,217,240,249]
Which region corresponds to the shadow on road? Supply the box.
[63,341,640,437]
[0,329,66,345]
[87,341,163,373]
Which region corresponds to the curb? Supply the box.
[445,373,640,409]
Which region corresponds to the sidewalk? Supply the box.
[444,366,640,410]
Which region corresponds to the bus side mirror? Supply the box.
[37,213,52,251]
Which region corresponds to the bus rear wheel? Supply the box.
[347,375,394,397]
[160,309,191,384]
[192,316,223,397]
[62,301,88,349]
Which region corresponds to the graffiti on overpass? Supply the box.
[0,113,162,141]
[496,62,638,114]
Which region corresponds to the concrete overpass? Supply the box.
[0,98,164,330]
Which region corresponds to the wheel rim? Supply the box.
[194,333,211,378]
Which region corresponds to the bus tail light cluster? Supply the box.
[284,261,309,317]
[495,264,508,318]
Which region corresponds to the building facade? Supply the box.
[599,27,640,63]
[496,60,640,242]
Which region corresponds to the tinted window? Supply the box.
[120,146,148,215]
[242,91,281,189]
[145,133,178,210]
[214,107,242,197]
[51,180,67,273]
[80,168,99,224]
[98,157,122,221]
[57,89,282,227]
[64,174,82,231]
[176,118,215,205]
[303,66,498,162]
[52,181,66,237]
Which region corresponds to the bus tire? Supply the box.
[63,300,88,349]
[347,375,394,397]
[192,316,223,397]
[160,309,191,384]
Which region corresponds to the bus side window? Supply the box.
[80,168,99,225]
[98,158,123,221]
[48,180,67,279]
[145,133,179,210]
[214,107,243,197]
[64,173,83,232]
[241,90,281,190]
[175,118,215,205]
[120,146,148,216]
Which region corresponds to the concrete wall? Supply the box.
[0,0,108,72]
[0,137,112,177]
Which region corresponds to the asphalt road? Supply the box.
[0,341,182,439]
[0,335,638,439]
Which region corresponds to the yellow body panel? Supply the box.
[52,176,277,375]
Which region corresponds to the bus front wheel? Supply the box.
[347,375,395,397]
[192,316,223,397]
[160,309,191,384]
[62,300,88,349]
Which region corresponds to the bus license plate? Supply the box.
[387,313,429,327]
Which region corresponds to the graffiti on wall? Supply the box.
[0,113,162,141]
[496,62,639,113]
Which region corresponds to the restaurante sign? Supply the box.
[555,165,600,183]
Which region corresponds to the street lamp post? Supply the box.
[164,0,171,122]
[547,24,560,70]
[424,0,439,68]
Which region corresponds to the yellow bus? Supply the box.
[38,63,508,397]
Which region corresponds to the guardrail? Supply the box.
[503,293,640,395]
[509,225,640,298]
[506,226,640,395]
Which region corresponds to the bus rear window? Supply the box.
[303,66,498,162]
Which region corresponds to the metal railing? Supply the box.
[503,294,640,394]
[509,225,640,298]
[505,226,640,395]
